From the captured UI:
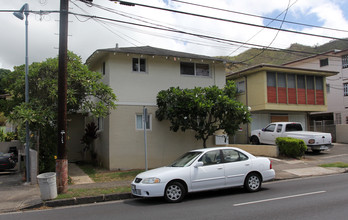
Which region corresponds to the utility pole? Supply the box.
[56,0,69,194]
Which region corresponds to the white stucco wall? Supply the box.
[107,54,226,105]
[91,52,227,169]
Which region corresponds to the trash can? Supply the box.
[37,172,57,200]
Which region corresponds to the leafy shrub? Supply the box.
[276,137,307,158]
[0,129,5,142]
[4,131,17,141]
[0,129,17,142]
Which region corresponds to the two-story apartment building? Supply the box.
[226,64,337,143]
[84,46,228,170]
[283,49,348,126]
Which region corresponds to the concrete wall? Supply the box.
[107,54,226,105]
[336,124,348,143]
[91,52,227,170]
[0,140,23,153]
[106,105,216,170]
[228,144,279,158]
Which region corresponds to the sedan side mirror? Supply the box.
[194,161,204,168]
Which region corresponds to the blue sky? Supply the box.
[263,9,325,31]
[263,0,348,31]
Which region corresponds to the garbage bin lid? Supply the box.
[37,172,56,179]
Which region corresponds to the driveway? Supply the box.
[304,143,348,165]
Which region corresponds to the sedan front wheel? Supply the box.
[164,181,186,203]
[244,173,262,192]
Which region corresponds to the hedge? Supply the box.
[276,137,307,158]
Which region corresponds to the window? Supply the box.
[98,117,104,131]
[335,113,342,124]
[297,75,305,89]
[267,72,325,105]
[285,123,303,132]
[277,73,286,103]
[196,63,210,76]
[102,62,106,75]
[315,76,324,105]
[236,81,245,93]
[288,74,296,104]
[180,62,210,76]
[136,114,151,130]
[267,72,276,103]
[307,76,315,104]
[344,83,348,96]
[320,58,328,67]
[132,58,146,72]
[297,75,306,104]
[306,76,314,90]
[198,150,221,165]
[276,124,283,133]
[316,77,323,90]
[267,72,276,87]
[264,124,276,132]
[222,149,248,162]
[342,55,348,69]
[277,73,286,88]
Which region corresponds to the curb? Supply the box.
[23,192,132,210]
[21,168,348,211]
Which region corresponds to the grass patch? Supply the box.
[320,162,348,168]
[56,186,131,200]
[77,163,143,182]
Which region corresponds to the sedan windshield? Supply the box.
[168,152,202,167]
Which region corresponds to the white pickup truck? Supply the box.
[250,122,333,153]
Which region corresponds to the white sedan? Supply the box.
[131,147,275,203]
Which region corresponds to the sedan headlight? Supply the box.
[142,177,161,184]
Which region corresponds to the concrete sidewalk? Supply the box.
[1,146,348,213]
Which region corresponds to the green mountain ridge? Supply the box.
[222,38,348,73]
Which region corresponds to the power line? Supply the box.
[76,0,348,63]
[111,0,348,42]
[69,11,324,57]
[228,0,298,56]
[236,0,292,63]
[70,0,141,46]
[171,0,348,34]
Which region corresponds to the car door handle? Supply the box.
[217,167,223,170]
[245,164,250,166]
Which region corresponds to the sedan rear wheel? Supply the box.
[164,181,186,203]
[244,173,262,192]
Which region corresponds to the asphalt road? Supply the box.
[1,173,347,220]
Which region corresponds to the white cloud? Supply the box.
[0,0,347,70]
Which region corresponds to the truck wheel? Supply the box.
[250,136,260,145]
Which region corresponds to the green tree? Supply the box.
[156,81,251,148]
[0,68,11,95]
[0,51,117,172]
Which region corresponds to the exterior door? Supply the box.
[222,149,251,186]
[260,123,276,144]
[191,150,225,191]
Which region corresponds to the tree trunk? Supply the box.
[202,137,207,148]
